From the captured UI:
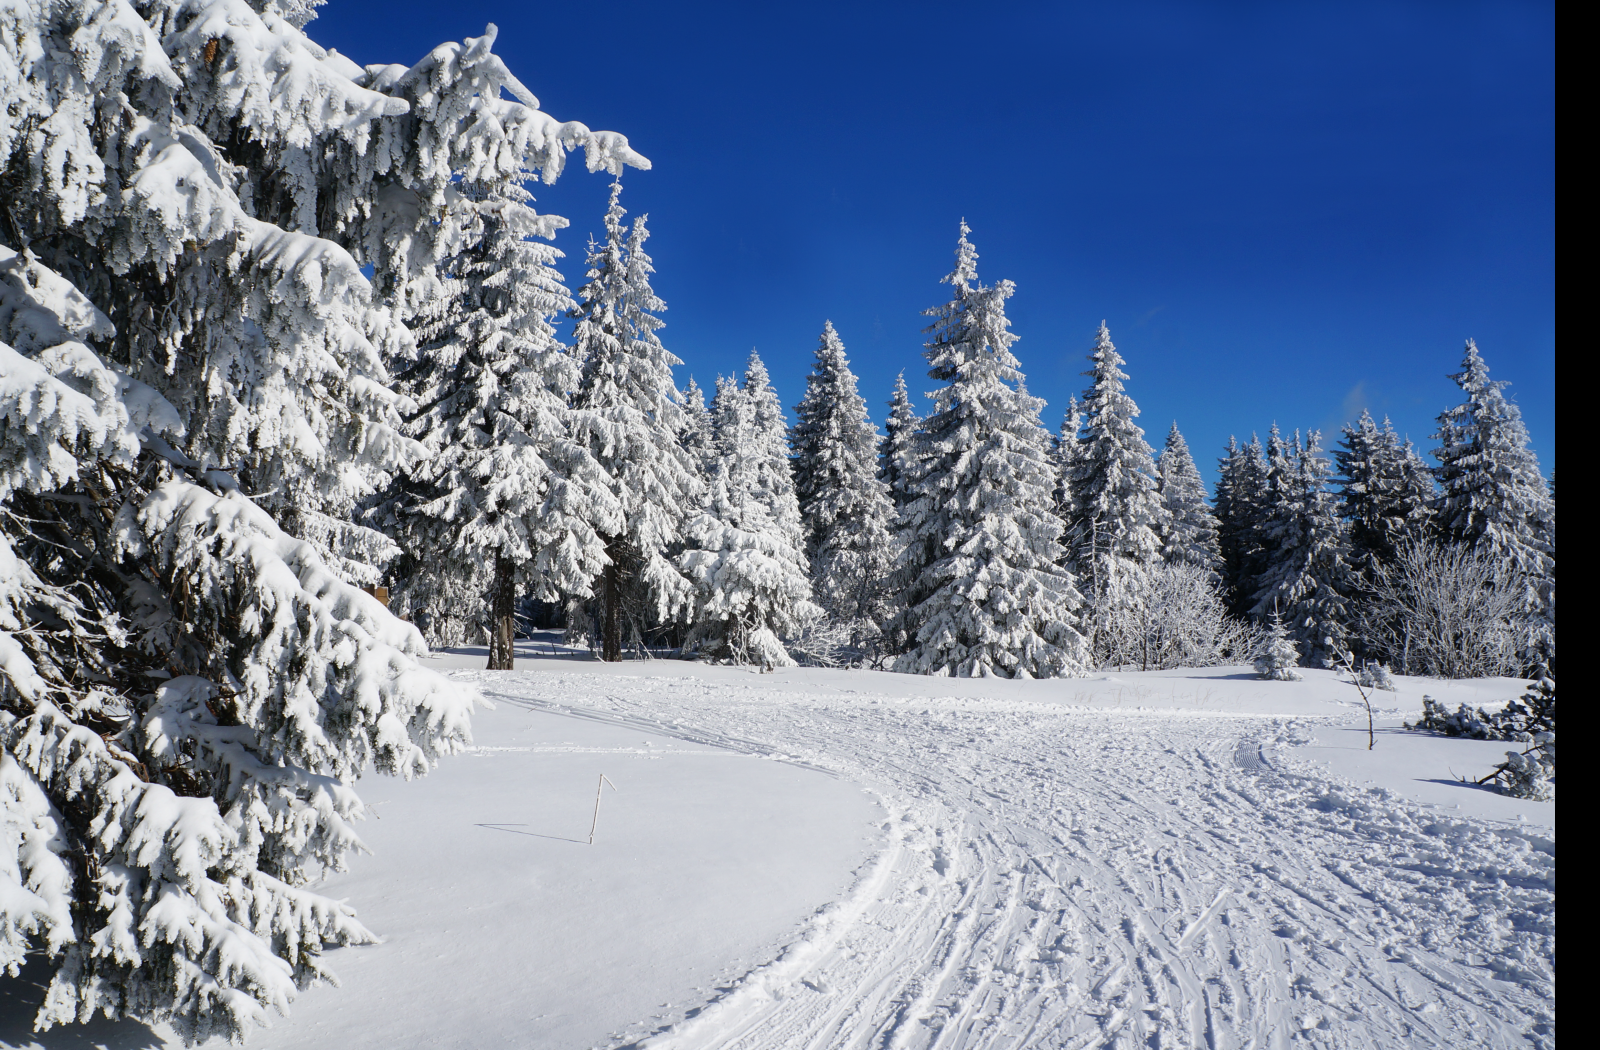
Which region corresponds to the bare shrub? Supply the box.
[1093,560,1260,671]
[1362,539,1521,679]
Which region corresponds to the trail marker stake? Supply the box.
[588,774,617,845]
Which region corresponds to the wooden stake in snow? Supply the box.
[588,774,617,845]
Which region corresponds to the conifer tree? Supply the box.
[1431,340,1555,667]
[377,184,612,668]
[1156,421,1221,572]
[1335,409,1434,574]
[1214,435,1269,617]
[2,10,644,1040]
[1052,397,1083,525]
[878,371,922,515]
[1066,324,1164,569]
[741,351,806,549]
[1254,610,1305,681]
[567,184,701,660]
[679,377,717,477]
[1250,429,1353,666]
[892,223,1086,678]
[790,323,897,639]
[680,373,818,665]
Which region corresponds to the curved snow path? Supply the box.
[460,669,1555,1050]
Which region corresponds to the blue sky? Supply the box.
[314,0,1554,486]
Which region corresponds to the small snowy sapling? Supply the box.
[1254,612,1304,681]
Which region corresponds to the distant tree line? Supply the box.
[381,207,1554,681]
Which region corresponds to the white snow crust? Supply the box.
[0,655,1554,1048]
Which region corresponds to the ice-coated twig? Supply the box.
[588,774,618,845]
[1337,650,1376,750]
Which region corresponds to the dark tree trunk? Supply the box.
[600,535,625,662]
[487,552,516,670]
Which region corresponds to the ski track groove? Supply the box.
[464,671,1555,1050]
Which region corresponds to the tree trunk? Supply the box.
[487,552,516,671]
[600,535,625,662]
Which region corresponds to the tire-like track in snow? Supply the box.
[461,670,1555,1050]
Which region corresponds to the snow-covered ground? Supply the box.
[1,649,1554,1049]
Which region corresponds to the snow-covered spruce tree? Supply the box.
[1431,340,1555,671]
[563,184,700,661]
[878,370,921,516]
[679,374,819,666]
[1156,421,1221,573]
[373,183,615,669]
[1,7,641,1041]
[891,223,1087,678]
[1051,396,1083,525]
[678,376,717,478]
[1335,409,1434,574]
[1214,435,1270,617]
[1064,324,1165,665]
[1065,323,1164,569]
[791,322,897,648]
[741,351,807,549]
[1250,429,1354,667]
[1254,610,1304,681]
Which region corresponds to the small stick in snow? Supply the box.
[588,774,617,845]
[1338,651,1376,751]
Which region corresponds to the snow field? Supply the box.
[470,660,1552,1049]
[1,659,1554,1048]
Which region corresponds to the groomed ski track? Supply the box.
[459,668,1555,1050]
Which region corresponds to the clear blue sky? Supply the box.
[313,0,1555,486]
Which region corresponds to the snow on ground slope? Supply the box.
[2,655,1554,1049]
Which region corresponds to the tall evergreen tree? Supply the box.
[568,184,701,661]
[679,372,818,666]
[1431,339,1555,666]
[1334,409,1434,573]
[892,223,1086,678]
[878,371,921,515]
[1066,324,1164,568]
[679,376,717,476]
[1051,396,1084,524]
[790,323,897,638]
[742,352,806,549]
[380,185,611,668]
[1156,422,1221,572]
[1214,434,1269,617]
[1250,429,1353,666]
[1,11,643,1039]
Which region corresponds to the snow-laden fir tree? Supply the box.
[1063,324,1165,663]
[372,183,614,668]
[566,183,701,660]
[1254,610,1305,681]
[1250,428,1354,666]
[679,372,819,666]
[790,322,898,644]
[891,223,1087,678]
[1065,324,1164,574]
[1431,340,1555,669]
[1335,409,1434,575]
[1051,396,1083,523]
[2,7,642,1041]
[1156,421,1221,573]
[679,376,717,477]
[1214,434,1269,617]
[741,351,807,549]
[878,371,921,515]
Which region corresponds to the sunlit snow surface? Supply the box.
[1,647,1554,1049]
